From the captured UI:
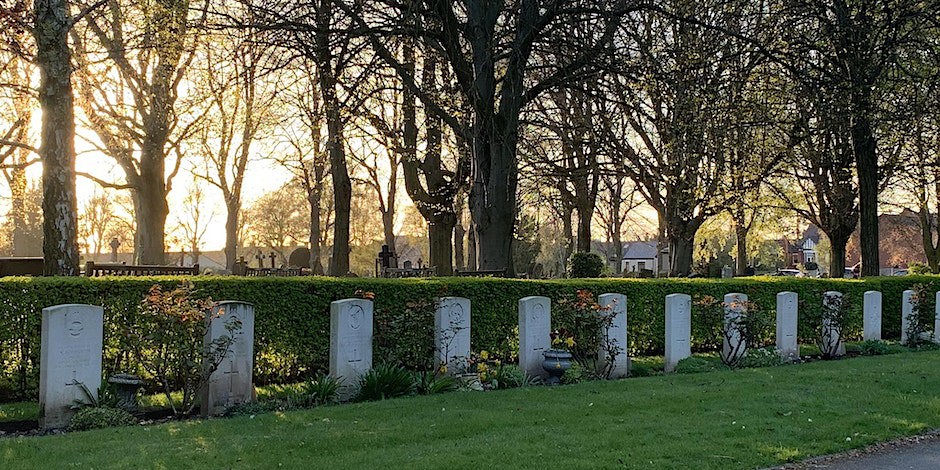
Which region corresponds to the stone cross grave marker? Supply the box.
[435,297,471,374]
[776,292,799,361]
[518,296,551,379]
[40,304,104,429]
[330,298,374,400]
[202,301,255,416]
[598,293,630,378]
[863,291,882,341]
[665,294,692,373]
[723,293,748,364]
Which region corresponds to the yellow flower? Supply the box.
[479,350,489,360]
[565,337,576,348]
[477,363,488,373]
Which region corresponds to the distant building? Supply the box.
[782,225,820,268]
[621,240,669,276]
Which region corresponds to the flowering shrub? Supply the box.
[126,283,241,416]
[552,290,621,379]
[695,295,770,368]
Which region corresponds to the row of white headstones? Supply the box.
[37,289,938,429]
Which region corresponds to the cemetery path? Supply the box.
[771,430,940,470]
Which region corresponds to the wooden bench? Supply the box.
[84,262,200,277]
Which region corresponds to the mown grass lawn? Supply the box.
[4,351,940,469]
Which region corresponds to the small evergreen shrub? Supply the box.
[568,253,605,278]
[354,364,416,402]
[68,407,136,432]
[858,340,904,356]
[561,362,585,384]
[492,364,528,389]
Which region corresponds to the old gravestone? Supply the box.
[863,291,882,341]
[901,290,915,345]
[330,298,374,400]
[723,293,748,364]
[518,296,551,379]
[435,297,471,374]
[664,294,692,373]
[40,304,104,429]
[820,291,846,357]
[935,292,940,345]
[597,293,630,378]
[776,292,799,361]
[202,301,255,416]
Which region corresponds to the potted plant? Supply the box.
[542,331,575,385]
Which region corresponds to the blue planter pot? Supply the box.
[542,349,573,385]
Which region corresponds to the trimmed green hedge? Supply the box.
[1,275,936,401]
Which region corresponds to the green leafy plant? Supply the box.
[126,283,240,416]
[413,371,459,395]
[374,299,437,372]
[305,373,341,405]
[68,407,136,432]
[568,252,605,278]
[858,340,907,356]
[354,364,416,402]
[629,363,653,377]
[696,295,771,368]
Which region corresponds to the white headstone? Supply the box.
[202,301,255,416]
[40,304,104,429]
[435,297,471,374]
[722,293,748,364]
[664,294,692,373]
[518,296,551,379]
[775,292,799,361]
[901,290,915,345]
[598,293,630,378]
[820,291,845,357]
[863,291,882,341]
[935,292,940,345]
[330,298,374,400]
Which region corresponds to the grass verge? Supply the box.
[3,351,940,469]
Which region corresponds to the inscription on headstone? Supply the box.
[435,297,471,374]
[518,296,551,379]
[863,291,882,341]
[40,304,104,429]
[665,294,692,373]
[202,301,255,416]
[776,292,799,361]
[330,299,374,400]
[598,293,630,378]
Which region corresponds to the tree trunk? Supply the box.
[467,224,477,271]
[612,231,622,276]
[133,177,168,265]
[308,187,324,275]
[828,234,849,279]
[34,0,80,275]
[382,206,395,253]
[224,198,239,272]
[576,204,593,253]
[853,109,879,277]
[468,116,517,274]
[454,222,465,271]
[429,214,456,276]
[668,234,695,277]
[9,164,28,257]
[561,205,574,269]
[734,219,749,276]
[322,86,349,276]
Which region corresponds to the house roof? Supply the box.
[622,241,658,260]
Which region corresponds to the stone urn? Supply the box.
[542,349,573,385]
[108,374,144,411]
